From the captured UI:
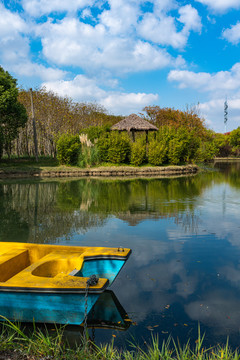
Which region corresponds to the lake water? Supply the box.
[1,162,240,349]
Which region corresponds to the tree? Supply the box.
[0,66,27,159]
[17,88,122,158]
[143,105,207,138]
[229,127,240,156]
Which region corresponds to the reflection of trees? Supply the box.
[214,161,240,189]
[1,166,237,244]
[56,177,212,232]
[0,182,107,244]
[0,184,29,243]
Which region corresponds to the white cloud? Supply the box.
[38,17,183,75]
[42,75,158,114]
[178,5,202,33]
[21,0,93,17]
[151,0,178,14]
[222,22,240,44]
[168,63,240,93]
[12,62,66,81]
[42,75,106,101]
[0,3,27,37]
[0,3,66,83]
[195,0,240,12]
[167,63,240,131]
[137,5,201,49]
[99,0,139,35]
[199,97,240,131]
[101,92,159,115]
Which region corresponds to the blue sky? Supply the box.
[1,0,240,132]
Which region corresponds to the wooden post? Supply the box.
[132,130,135,142]
[146,130,149,144]
[30,88,38,162]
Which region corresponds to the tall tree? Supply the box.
[143,105,207,138]
[17,88,122,157]
[0,66,27,159]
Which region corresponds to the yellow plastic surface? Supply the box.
[0,242,131,291]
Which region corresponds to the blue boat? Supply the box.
[0,242,131,325]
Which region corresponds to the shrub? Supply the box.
[108,132,131,164]
[80,125,111,143]
[168,138,183,164]
[130,136,146,166]
[167,127,200,164]
[229,127,240,156]
[148,139,168,166]
[56,134,81,165]
[97,134,111,162]
[196,141,218,162]
[213,133,231,157]
[0,128,3,161]
[78,145,100,168]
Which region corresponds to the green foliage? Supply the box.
[97,131,131,164]
[168,138,183,164]
[78,145,100,168]
[148,139,168,165]
[1,320,239,360]
[213,133,231,157]
[144,105,207,138]
[0,128,3,160]
[229,127,240,147]
[80,125,111,143]
[177,127,200,163]
[196,141,218,162]
[229,127,240,156]
[148,126,200,165]
[130,136,146,166]
[97,133,111,162]
[56,134,81,165]
[107,132,131,164]
[0,66,27,159]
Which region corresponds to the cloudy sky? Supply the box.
[1,0,240,132]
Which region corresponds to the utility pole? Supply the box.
[224,98,228,133]
[30,88,38,162]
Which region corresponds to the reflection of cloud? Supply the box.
[221,264,240,288]
[185,289,240,335]
[112,248,199,323]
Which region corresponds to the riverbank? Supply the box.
[0,321,238,360]
[0,158,198,179]
[214,157,240,162]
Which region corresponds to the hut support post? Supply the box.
[132,130,135,142]
[146,130,149,144]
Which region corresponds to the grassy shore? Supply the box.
[0,156,198,179]
[0,320,239,360]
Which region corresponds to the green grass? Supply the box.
[0,320,240,360]
[0,156,58,169]
[0,156,197,178]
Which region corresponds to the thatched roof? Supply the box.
[111,113,158,132]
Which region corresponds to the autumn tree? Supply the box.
[0,66,27,159]
[15,88,122,158]
[143,105,207,138]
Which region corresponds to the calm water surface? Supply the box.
[1,162,240,348]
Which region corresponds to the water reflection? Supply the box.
[1,162,240,348]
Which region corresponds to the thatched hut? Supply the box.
[111,113,158,142]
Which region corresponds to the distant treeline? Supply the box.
[5,88,122,158]
[1,86,240,164]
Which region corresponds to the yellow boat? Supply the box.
[0,242,131,324]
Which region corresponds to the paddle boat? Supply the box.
[0,242,131,325]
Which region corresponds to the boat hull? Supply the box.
[0,292,99,325]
